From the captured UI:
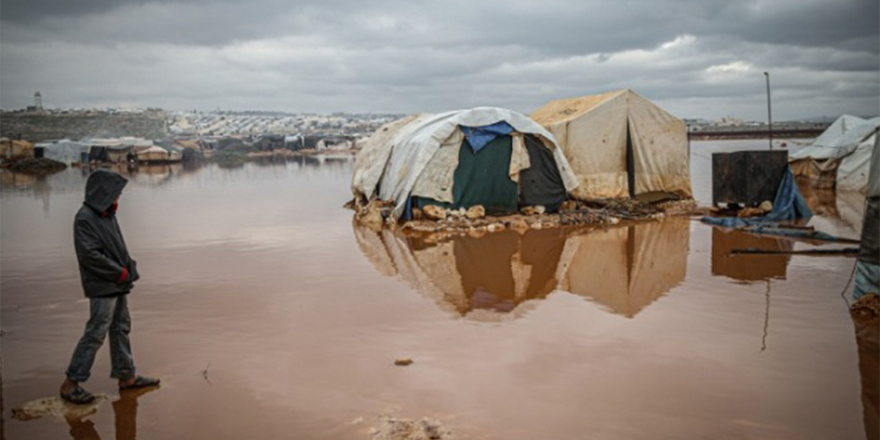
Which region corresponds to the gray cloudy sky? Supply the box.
[1,0,877,120]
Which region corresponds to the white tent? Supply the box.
[136,146,170,162]
[531,89,692,199]
[35,140,90,165]
[790,115,880,189]
[352,107,578,219]
[837,133,877,193]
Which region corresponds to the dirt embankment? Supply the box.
[349,197,701,241]
[1,111,168,143]
[0,157,67,174]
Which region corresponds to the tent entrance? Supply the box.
[626,118,636,198]
[416,135,518,216]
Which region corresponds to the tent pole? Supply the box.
[764,72,773,151]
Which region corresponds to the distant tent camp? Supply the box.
[351,107,579,219]
[531,89,692,200]
[790,115,880,190]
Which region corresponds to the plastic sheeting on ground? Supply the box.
[702,167,812,228]
[460,121,514,152]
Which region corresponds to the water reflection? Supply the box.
[711,229,793,282]
[853,313,879,440]
[354,219,690,319]
[65,387,157,440]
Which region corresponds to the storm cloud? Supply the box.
[1,0,877,119]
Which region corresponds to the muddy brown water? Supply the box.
[1,142,875,440]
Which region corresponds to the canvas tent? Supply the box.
[351,107,578,218]
[531,89,692,200]
[0,139,35,159]
[790,115,880,190]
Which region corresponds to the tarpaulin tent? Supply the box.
[790,115,880,189]
[837,133,877,193]
[136,146,171,162]
[1,139,35,159]
[351,107,578,219]
[531,89,692,199]
[34,140,90,165]
[852,133,879,302]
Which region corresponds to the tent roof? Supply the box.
[791,115,880,161]
[530,89,626,126]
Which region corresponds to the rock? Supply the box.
[465,205,485,219]
[521,205,546,216]
[851,293,879,317]
[486,223,506,233]
[607,217,621,225]
[370,414,451,440]
[529,222,543,230]
[394,358,414,366]
[12,395,111,421]
[510,219,530,234]
[361,201,386,228]
[560,200,579,212]
[759,200,773,212]
[422,205,447,221]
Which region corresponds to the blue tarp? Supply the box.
[460,121,514,152]
[852,260,880,302]
[702,167,812,228]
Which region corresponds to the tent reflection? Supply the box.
[354,218,690,319]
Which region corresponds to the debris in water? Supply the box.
[370,414,450,440]
[12,395,110,421]
[394,358,414,366]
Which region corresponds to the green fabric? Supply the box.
[418,136,518,215]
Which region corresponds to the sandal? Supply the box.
[119,376,160,390]
[60,384,96,405]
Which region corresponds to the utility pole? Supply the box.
[764,72,772,151]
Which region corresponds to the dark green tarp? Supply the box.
[418,136,518,215]
[416,133,568,215]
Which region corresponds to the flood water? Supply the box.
[1,142,876,440]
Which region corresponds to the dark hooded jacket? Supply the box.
[74,170,140,297]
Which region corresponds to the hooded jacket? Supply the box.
[74,170,140,297]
